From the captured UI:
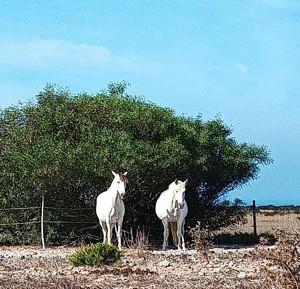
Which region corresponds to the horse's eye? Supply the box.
[117,181,120,184]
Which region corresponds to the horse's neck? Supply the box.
[167,189,178,208]
[107,182,118,192]
[107,186,121,204]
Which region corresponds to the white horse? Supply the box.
[96,171,128,249]
[155,179,188,250]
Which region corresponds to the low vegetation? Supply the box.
[211,232,276,246]
[253,230,300,289]
[68,243,121,267]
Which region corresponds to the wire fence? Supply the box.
[0,208,164,226]
[1,199,298,248]
[0,207,97,226]
[0,197,166,248]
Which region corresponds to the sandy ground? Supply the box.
[0,245,278,289]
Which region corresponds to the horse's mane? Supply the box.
[120,174,129,184]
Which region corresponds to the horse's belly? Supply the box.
[96,195,124,223]
[97,211,109,222]
[156,204,187,221]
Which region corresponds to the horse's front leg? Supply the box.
[177,220,186,250]
[116,221,122,249]
[177,222,182,250]
[162,218,169,250]
[106,219,112,245]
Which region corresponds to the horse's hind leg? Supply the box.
[162,218,169,250]
[100,221,108,243]
[170,222,178,248]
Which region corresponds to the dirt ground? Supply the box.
[0,245,282,289]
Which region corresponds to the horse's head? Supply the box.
[169,179,188,209]
[111,171,128,198]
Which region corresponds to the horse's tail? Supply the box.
[170,222,178,247]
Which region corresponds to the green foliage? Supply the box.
[0,82,273,244]
[68,243,121,267]
[192,198,248,231]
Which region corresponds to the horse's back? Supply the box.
[155,190,173,220]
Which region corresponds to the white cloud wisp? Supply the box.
[0,39,112,68]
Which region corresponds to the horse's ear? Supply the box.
[112,171,117,177]
[120,172,129,184]
[174,179,178,185]
[184,179,188,185]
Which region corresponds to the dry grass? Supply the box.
[222,209,300,234]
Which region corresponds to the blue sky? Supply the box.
[1,0,300,205]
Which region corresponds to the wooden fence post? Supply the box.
[252,200,257,236]
[41,196,45,250]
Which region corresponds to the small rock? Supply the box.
[123,259,130,264]
[212,267,222,273]
[158,260,171,267]
[237,271,246,279]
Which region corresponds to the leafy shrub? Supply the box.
[68,243,122,267]
[0,83,272,244]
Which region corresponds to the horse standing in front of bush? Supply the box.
[96,171,128,249]
[155,179,188,250]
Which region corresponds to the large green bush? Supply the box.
[0,82,272,244]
